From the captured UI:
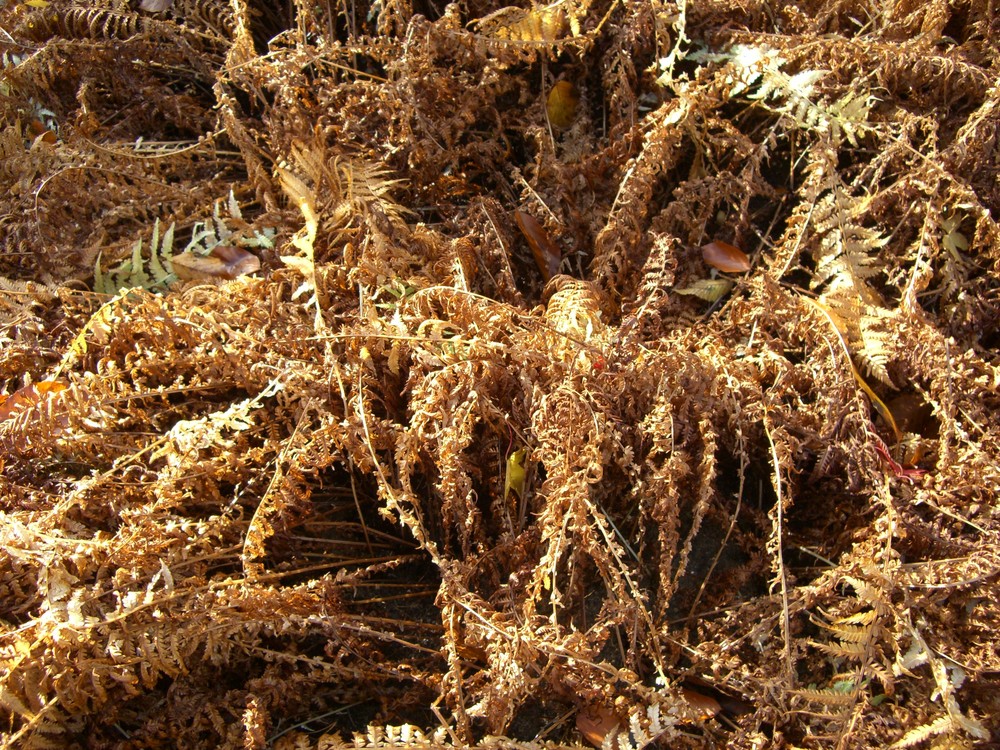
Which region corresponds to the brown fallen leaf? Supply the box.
[172,245,261,282]
[885,392,935,436]
[576,703,621,748]
[702,239,751,273]
[682,676,754,717]
[28,120,57,144]
[515,210,561,281]
[680,686,723,720]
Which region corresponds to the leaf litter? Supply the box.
[0,0,999,748]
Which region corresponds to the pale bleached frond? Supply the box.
[705,43,875,147]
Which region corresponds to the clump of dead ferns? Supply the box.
[1,0,999,748]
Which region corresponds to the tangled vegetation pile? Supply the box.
[1,0,999,747]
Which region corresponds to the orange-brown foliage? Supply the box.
[1,0,999,748]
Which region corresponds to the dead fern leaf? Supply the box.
[470,0,588,44]
[891,716,963,749]
[791,687,858,706]
[277,166,323,330]
[709,43,875,147]
[56,290,140,374]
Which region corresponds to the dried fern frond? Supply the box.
[278,166,324,331]
[788,140,899,384]
[471,1,572,43]
[288,141,411,231]
[2,0,1000,747]
[705,43,875,147]
[0,276,58,332]
[16,6,157,43]
[791,687,858,707]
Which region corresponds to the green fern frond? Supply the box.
[93,194,274,295]
[94,219,177,295]
[185,190,275,257]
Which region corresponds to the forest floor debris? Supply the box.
[1,0,999,748]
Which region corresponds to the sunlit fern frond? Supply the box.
[705,44,875,147]
[288,140,411,233]
[94,219,177,295]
